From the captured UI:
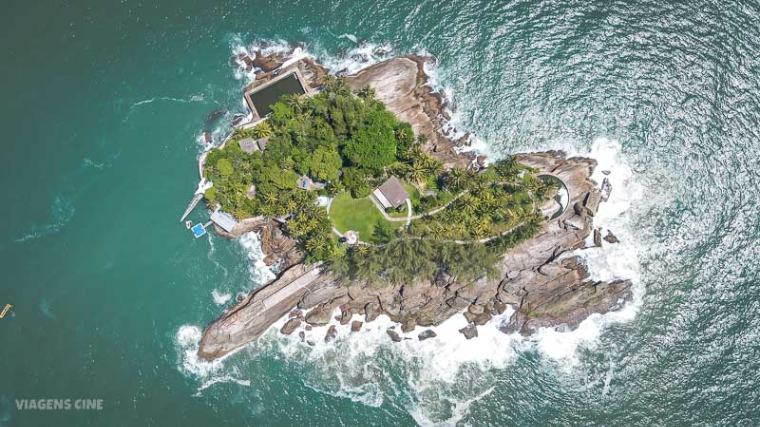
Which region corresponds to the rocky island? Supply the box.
[193,50,632,361]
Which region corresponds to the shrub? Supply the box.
[216,158,233,176]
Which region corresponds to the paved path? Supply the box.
[369,190,470,222]
[369,221,528,247]
[330,185,533,247]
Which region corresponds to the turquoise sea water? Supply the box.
[2,1,759,425]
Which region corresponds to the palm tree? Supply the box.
[422,156,443,177]
[252,121,273,139]
[285,94,306,114]
[402,144,424,163]
[285,199,297,215]
[395,127,408,141]
[445,167,466,190]
[451,222,466,237]
[409,161,427,185]
[459,194,478,217]
[480,191,497,210]
[262,192,278,206]
[306,236,328,255]
[472,218,491,239]
[494,156,520,179]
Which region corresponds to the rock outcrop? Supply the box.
[418,329,437,341]
[196,54,633,361]
[280,318,301,335]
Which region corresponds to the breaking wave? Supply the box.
[528,137,644,364]
[267,306,522,425]
[211,289,232,305]
[178,39,645,423]
[174,325,250,396]
[228,34,395,83]
[238,231,275,287]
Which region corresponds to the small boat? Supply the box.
[185,220,193,229]
[0,304,12,319]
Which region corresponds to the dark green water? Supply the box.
[2,1,759,425]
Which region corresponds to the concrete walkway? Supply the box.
[369,221,528,247]
[370,190,470,222]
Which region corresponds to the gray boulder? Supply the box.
[459,324,478,339]
[280,318,301,335]
[386,329,402,342]
[418,329,437,341]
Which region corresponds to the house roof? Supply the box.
[256,137,269,151]
[376,176,409,208]
[239,137,258,154]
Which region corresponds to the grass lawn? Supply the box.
[329,192,400,243]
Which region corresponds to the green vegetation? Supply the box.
[411,161,542,240]
[204,77,415,262]
[329,192,400,243]
[204,76,554,283]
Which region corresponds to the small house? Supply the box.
[372,176,409,210]
[239,137,258,154]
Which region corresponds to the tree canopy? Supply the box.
[203,78,414,263]
[203,77,550,283]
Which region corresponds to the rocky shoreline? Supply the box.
[197,51,632,361]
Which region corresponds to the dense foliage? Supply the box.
[204,77,413,261]
[410,158,544,240]
[204,77,553,282]
[334,158,552,286]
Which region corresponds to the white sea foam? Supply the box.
[518,137,643,364]
[337,33,359,44]
[409,386,495,427]
[211,289,232,305]
[205,233,229,279]
[229,35,294,81]
[267,306,521,423]
[184,39,645,419]
[421,60,491,157]
[82,158,105,169]
[238,232,275,287]
[229,35,394,84]
[318,42,394,75]
[129,94,205,109]
[175,325,225,378]
[174,325,250,395]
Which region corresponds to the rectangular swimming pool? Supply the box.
[247,73,306,117]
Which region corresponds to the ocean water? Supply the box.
[1,1,759,425]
